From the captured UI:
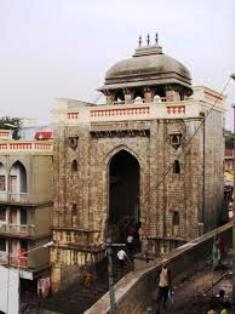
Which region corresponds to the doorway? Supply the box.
[108,150,140,242]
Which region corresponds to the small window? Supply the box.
[173,160,180,174]
[0,176,6,191]
[68,136,78,149]
[71,203,77,214]
[172,211,180,237]
[169,132,182,149]
[173,211,180,225]
[71,160,78,172]
[0,238,6,251]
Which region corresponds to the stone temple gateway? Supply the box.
[51,38,225,291]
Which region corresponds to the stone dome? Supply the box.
[99,44,192,95]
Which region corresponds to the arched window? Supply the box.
[0,163,7,192]
[114,90,124,104]
[71,160,78,172]
[71,203,77,227]
[71,203,77,214]
[153,94,162,103]
[134,96,143,104]
[172,211,180,237]
[133,89,144,104]
[173,211,180,225]
[9,161,27,193]
[173,160,180,174]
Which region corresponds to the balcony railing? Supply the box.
[0,141,53,154]
[0,222,36,237]
[0,192,32,204]
[8,192,28,203]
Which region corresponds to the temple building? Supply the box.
[51,36,225,291]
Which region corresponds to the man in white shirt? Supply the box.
[157,259,172,309]
[117,249,128,268]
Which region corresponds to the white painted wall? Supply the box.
[0,265,19,314]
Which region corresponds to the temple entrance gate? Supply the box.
[108,150,140,242]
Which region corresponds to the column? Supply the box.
[144,87,154,103]
[124,88,133,104]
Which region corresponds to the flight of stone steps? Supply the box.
[21,258,132,314]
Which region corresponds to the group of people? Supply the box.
[207,289,232,314]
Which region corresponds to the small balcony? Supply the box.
[7,192,28,203]
[0,222,36,238]
[0,192,28,204]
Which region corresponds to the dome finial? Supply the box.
[138,35,142,47]
[146,33,150,46]
[155,32,159,45]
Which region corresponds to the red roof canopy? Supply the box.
[34,131,53,140]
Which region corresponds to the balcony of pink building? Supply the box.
[0,141,53,153]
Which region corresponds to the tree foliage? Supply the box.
[0,116,22,140]
[224,129,235,148]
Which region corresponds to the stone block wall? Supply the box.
[51,103,224,289]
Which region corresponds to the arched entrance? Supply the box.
[108,150,140,242]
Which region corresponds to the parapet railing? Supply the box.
[0,141,53,153]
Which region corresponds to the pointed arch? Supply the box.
[9,161,27,193]
[104,145,144,171]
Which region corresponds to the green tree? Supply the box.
[0,116,22,140]
[224,129,235,148]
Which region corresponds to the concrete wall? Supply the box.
[30,155,53,203]
[85,223,233,314]
[34,205,52,237]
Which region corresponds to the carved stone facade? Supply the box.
[51,41,225,291]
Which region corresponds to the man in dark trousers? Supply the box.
[157,258,172,310]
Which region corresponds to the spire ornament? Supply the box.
[147,33,150,46]
[138,35,142,47]
[155,32,159,45]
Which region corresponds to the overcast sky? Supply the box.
[0,0,235,128]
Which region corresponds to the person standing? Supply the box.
[117,249,128,268]
[157,259,172,309]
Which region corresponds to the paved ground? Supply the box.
[147,258,234,314]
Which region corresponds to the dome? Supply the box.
[99,45,192,95]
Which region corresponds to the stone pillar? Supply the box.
[124,88,133,104]
[106,94,115,105]
[6,207,10,225]
[166,86,181,102]
[17,209,20,233]
[51,265,62,293]
[144,87,154,103]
